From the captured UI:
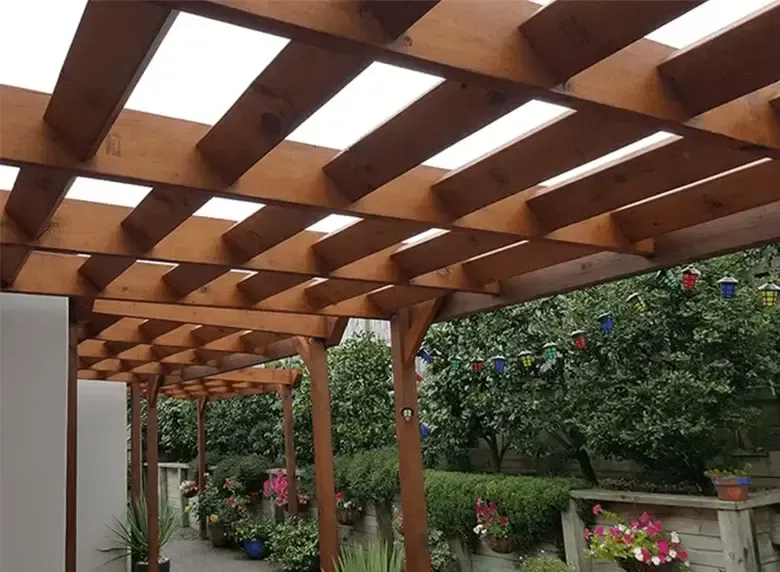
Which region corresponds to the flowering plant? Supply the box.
[262,469,310,508]
[180,480,199,498]
[704,466,750,479]
[585,505,690,569]
[335,490,362,513]
[473,497,510,540]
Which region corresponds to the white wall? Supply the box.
[0,293,68,572]
[78,380,127,572]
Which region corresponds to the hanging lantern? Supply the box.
[682,266,701,290]
[420,424,430,440]
[416,348,433,363]
[493,356,506,373]
[758,283,780,307]
[656,269,678,288]
[718,276,739,299]
[627,293,647,312]
[571,330,586,349]
[519,350,533,369]
[431,349,443,360]
[449,357,461,371]
[597,313,614,334]
[471,358,484,374]
[543,342,558,361]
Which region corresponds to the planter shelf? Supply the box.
[562,489,780,572]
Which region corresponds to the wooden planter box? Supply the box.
[561,489,780,572]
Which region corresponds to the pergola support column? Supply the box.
[146,376,163,572]
[280,385,298,516]
[390,300,442,572]
[296,338,338,572]
[130,383,142,499]
[196,396,208,539]
[66,301,79,572]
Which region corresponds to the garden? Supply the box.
[131,245,780,571]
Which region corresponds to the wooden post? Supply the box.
[296,338,338,572]
[196,396,208,539]
[561,498,592,572]
[718,509,759,572]
[146,377,162,572]
[390,306,434,572]
[130,383,142,500]
[66,305,79,572]
[280,385,298,517]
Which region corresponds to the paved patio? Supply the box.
[166,528,275,572]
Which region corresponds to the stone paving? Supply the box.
[166,527,275,572]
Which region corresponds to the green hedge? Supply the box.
[210,454,270,493]
[331,448,579,551]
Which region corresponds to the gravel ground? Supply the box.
[166,527,275,572]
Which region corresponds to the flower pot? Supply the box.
[618,558,676,572]
[485,535,513,554]
[209,522,229,548]
[242,539,266,560]
[284,500,309,514]
[712,476,751,501]
[134,558,171,572]
[337,508,361,526]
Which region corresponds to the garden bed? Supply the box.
[562,489,780,572]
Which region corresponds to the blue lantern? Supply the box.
[718,276,738,299]
[416,348,432,363]
[598,313,614,334]
[420,424,430,440]
[493,356,506,373]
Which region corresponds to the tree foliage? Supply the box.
[420,247,780,486]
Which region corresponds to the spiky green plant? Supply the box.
[335,541,404,572]
[102,495,177,564]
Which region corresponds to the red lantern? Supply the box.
[682,266,701,290]
[571,330,586,350]
[472,359,484,373]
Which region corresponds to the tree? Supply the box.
[420,247,780,486]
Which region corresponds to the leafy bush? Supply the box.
[424,470,579,551]
[599,477,702,496]
[336,447,399,505]
[210,454,270,494]
[268,517,320,572]
[521,556,575,572]
[234,515,276,543]
[336,541,403,572]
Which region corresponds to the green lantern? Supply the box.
[543,342,558,361]
[656,269,677,288]
[450,356,462,371]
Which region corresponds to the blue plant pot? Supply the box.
[243,539,265,560]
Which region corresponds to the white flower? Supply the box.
[634,548,644,562]
[670,532,680,544]
[618,524,628,532]
[666,556,672,563]
[651,557,661,566]
[669,550,677,559]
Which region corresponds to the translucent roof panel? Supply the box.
[0,166,21,189]
[125,13,289,125]
[193,197,264,222]
[306,214,361,234]
[287,62,443,150]
[65,177,152,208]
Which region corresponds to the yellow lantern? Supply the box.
[758,283,779,308]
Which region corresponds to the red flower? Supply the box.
[592,504,603,516]
[678,551,688,561]
[499,516,508,526]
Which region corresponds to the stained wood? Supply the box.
[658,2,780,116]
[130,383,142,498]
[391,308,432,572]
[280,386,298,516]
[66,304,79,572]
[197,397,208,539]
[364,0,440,39]
[324,80,527,202]
[44,2,175,160]
[297,339,339,571]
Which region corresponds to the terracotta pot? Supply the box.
[618,558,676,572]
[712,476,751,501]
[485,535,513,554]
[337,508,361,526]
[209,522,229,548]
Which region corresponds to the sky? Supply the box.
[0,0,774,238]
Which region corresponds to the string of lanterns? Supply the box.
[414,266,779,374]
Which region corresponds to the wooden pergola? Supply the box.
[1,1,779,571]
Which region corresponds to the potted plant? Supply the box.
[180,480,199,499]
[102,495,177,572]
[263,469,311,513]
[235,516,274,560]
[704,467,751,501]
[586,504,690,571]
[335,541,404,571]
[336,490,362,526]
[474,497,512,554]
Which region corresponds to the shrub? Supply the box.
[424,470,579,551]
[268,517,320,572]
[521,556,575,572]
[336,447,399,505]
[210,454,270,494]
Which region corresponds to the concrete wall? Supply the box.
[77,380,127,572]
[0,293,68,572]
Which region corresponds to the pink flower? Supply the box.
[583,528,591,540]
[677,551,688,561]
[609,527,621,537]
[657,540,669,555]
[592,504,603,515]
[639,512,651,524]
[641,549,652,562]
[624,534,634,545]
[646,521,662,536]
[595,526,605,536]
[499,516,508,526]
